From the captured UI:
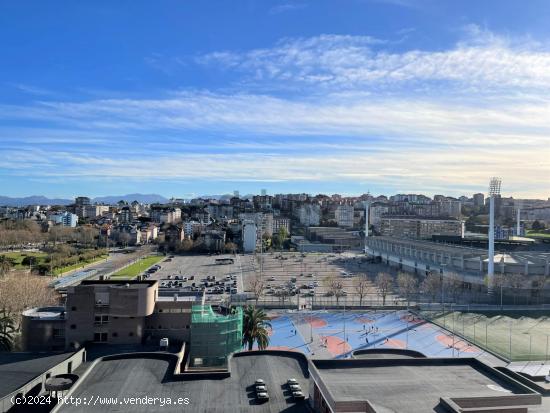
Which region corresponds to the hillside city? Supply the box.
[1,187,550,412]
[2,1,550,413]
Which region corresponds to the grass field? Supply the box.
[1,251,48,268]
[2,251,108,276]
[110,255,164,279]
[427,311,550,362]
[52,255,108,276]
[526,231,550,239]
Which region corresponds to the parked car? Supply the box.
[292,390,305,400]
[256,391,269,402]
[289,383,301,392]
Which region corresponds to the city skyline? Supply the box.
[2,1,550,198]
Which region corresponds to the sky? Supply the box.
[1,0,550,199]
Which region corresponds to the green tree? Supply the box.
[242,305,271,351]
[0,309,16,351]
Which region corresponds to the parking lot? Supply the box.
[146,254,245,299]
[239,251,398,306]
[141,251,398,306]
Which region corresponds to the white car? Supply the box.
[292,390,305,400]
[256,391,269,401]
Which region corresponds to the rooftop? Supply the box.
[22,306,65,320]
[0,352,75,398]
[59,352,309,413]
[310,358,535,413]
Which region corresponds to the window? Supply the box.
[93,332,108,342]
[128,332,134,337]
[70,324,76,330]
[71,306,77,311]
[94,315,109,325]
[186,325,190,329]
[112,332,118,337]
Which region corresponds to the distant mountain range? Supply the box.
[0,193,170,207]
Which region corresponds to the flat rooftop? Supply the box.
[312,358,531,413]
[0,352,75,398]
[59,353,309,413]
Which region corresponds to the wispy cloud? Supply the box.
[269,2,307,14]
[2,27,550,197]
[196,29,550,91]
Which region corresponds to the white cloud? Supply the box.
[2,28,550,197]
[197,30,550,91]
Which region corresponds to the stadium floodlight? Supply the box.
[364,201,370,254]
[487,177,502,294]
[489,177,501,197]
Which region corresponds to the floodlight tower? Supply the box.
[516,200,522,236]
[488,177,502,293]
[364,201,370,254]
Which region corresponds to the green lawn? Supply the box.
[1,251,108,275]
[526,231,550,239]
[1,251,48,268]
[110,255,164,279]
[53,255,109,276]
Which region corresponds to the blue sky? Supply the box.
[1,0,550,199]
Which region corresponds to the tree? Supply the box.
[324,274,344,305]
[242,305,271,351]
[532,220,545,231]
[21,255,39,268]
[272,227,289,250]
[0,256,14,279]
[397,272,418,307]
[505,273,525,305]
[224,242,238,254]
[353,276,370,306]
[248,275,266,306]
[0,271,58,331]
[444,272,465,303]
[421,272,442,303]
[0,309,15,351]
[375,272,393,306]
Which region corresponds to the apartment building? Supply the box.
[49,211,78,227]
[298,204,321,226]
[272,217,291,234]
[335,204,354,228]
[380,216,464,240]
[242,220,257,252]
[64,280,195,349]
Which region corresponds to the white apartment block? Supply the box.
[298,204,321,227]
[335,204,354,228]
[369,204,389,229]
[242,221,257,253]
[238,212,273,236]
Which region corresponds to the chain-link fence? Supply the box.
[420,310,550,362]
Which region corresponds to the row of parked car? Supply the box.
[253,378,305,403]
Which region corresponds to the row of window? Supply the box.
[93,331,135,342]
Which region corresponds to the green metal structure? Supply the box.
[189,305,243,367]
